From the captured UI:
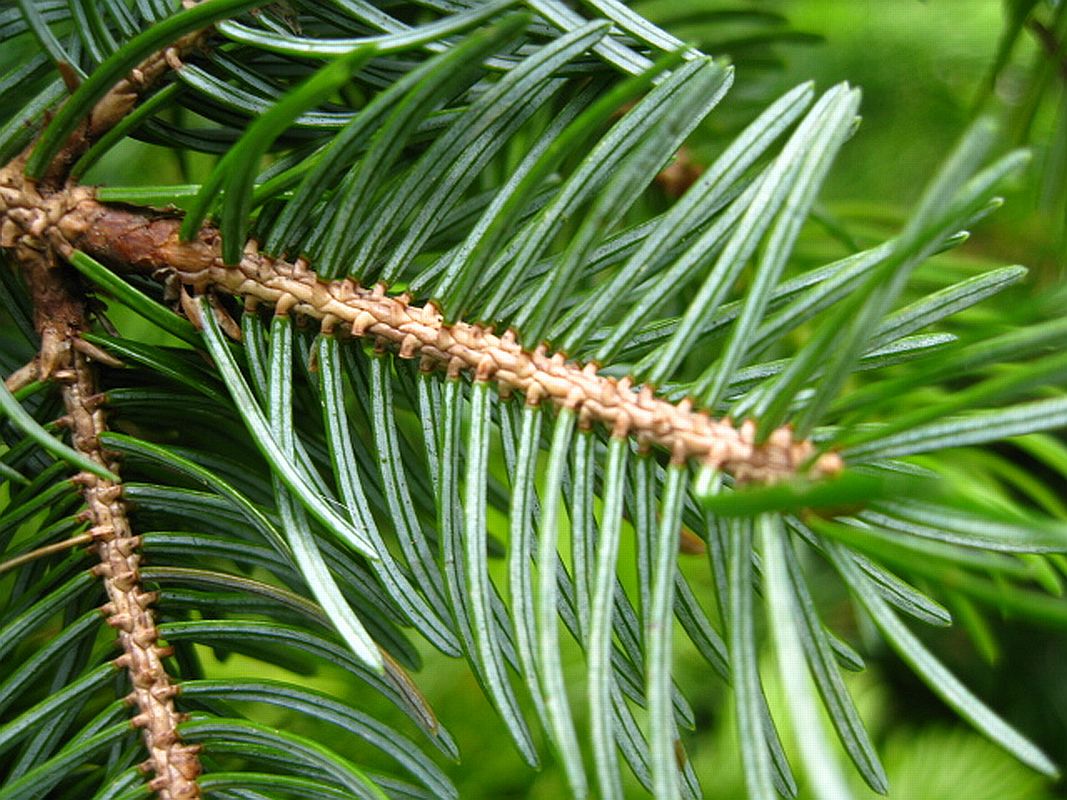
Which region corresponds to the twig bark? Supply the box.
[38,28,210,183]
[0,0,838,489]
[56,200,841,482]
[0,24,214,800]
[9,247,201,800]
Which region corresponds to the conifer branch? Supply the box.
[4,6,1062,800]
[0,39,212,795]
[1,245,202,800]
[37,28,211,184]
[56,199,841,482]
[0,22,833,795]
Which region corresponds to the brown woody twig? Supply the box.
[0,27,214,800]
[5,244,202,800]
[56,200,841,482]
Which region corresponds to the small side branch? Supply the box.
[41,28,211,183]
[0,7,838,491]
[0,17,228,800]
[70,351,202,800]
[14,247,201,800]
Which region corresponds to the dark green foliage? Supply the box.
[0,2,1065,799]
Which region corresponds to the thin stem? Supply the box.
[0,533,94,575]
[2,247,202,800]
